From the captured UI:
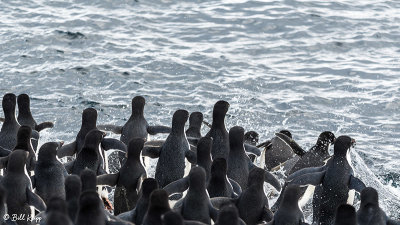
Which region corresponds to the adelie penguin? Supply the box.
[162,211,208,225]
[0,184,17,225]
[275,131,336,175]
[0,150,46,225]
[32,141,68,205]
[211,168,275,225]
[142,189,172,225]
[57,108,127,163]
[64,175,81,222]
[259,130,304,170]
[0,93,20,154]
[334,204,357,225]
[97,138,147,215]
[97,96,171,143]
[214,204,241,225]
[266,184,309,225]
[186,112,204,138]
[227,126,281,191]
[287,135,366,225]
[164,167,218,224]
[37,197,73,225]
[142,109,196,187]
[118,178,159,225]
[65,129,109,176]
[357,187,400,225]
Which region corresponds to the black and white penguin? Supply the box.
[65,175,81,223]
[334,204,357,225]
[142,189,171,225]
[186,112,204,139]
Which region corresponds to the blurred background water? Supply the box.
[0,0,399,221]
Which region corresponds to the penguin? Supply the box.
[214,204,242,225]
[65,129,108,176]
[0,150,46,225]
[75,191,106,225]
[186,112,204,138]
[267,184,309,225]
[162,211,207,225]
[259,130,307,170]
[207,158,241,198]
[170,167,218,224]
[0,93,20,151]
[38,197,73,225]
[357,187,400,225]
[276,131,336,175]
[97,96,171,144]
[287,136,366,225]
[33,141,67,205]
[12,125,37,172]
[196,137,213,180]
[204,100,230,160]
[57,108,126,160]
[227,126,281,191]
[65,175,81,223]
[142,189,171,225]
[79,168,112,211]
[16,94,54,132]
[117,178,159,225]
[97,138,147,215]
[142,109,196,187]
[334,204,357,225]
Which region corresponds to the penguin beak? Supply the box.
[102,132,107,138]
[59,141,64,147]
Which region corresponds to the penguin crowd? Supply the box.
[0,93,398,225]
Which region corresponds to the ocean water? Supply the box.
[0,0,399,221]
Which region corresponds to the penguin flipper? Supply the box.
[228,179,242,196]
[142,145,162,158]
[31,130,40,141]
[35,121,54,132]
[275,133,306,156]
[187,137,199,146]
[263,170,281,191]
[97,125,123,134]
[26,188,46,211]
[290,171,325,186]
[147,125,171,135]
[31,175,36,188]
[97,173,119,186]
[117,209,134,222]
[287,165,326,181]
[185,150,197,164]
[210,197,235,209]
[208,201,218,222]
[101,138,127,152]
[163,176,189,195]
[0,146,11,157]
[244,144,261,156]
[57,141,77,158]
[202,121,212,128]
[387,219,400,225]
[348,175,366,193]
[0,155,9,169]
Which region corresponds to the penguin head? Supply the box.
[189,166,207,190]
[248,167,265,187]
[149,189,170,210]
[360,187,379,207]
[334,204,357,225]
[65,175,82,200]
[127,138,145,159]
[80,168,97,192]
[318,131,336,146]
[211,158,227,176]
[161,211,184,225]
[84,129,106,147]
[38,141,63,161]
[2,93,16,115]
[171,109,189,132]
[229,126,245,149]
[17,94,30,113]
[131,96,145,116]
[7,150,29,173]
[281,184,302,208]
[81,108,97,129]
[217,204,240,225]
[189,112,203,128]
[279,130,292,139]
[141,178,159,198]
[334,136,355,157]
[46,197,68,214]
[244,131,259,145]
[79,191,101,211]
[15,125,32,148]
[197,137,212,161]
[213,100,229,121]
